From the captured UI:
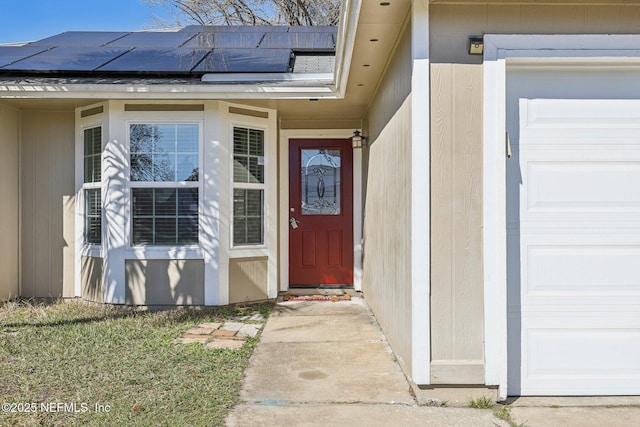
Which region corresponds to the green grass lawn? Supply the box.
[0,299,272,427]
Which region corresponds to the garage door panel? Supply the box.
[526,242,640,296]
[526,161,640,212]
[508,93,640,396]
[526,327,640,375]
[520,98,640,141]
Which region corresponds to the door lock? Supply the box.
[289,217,300,229]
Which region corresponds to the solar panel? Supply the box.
[287,26,337,33]
[0,46,50,68]
[29,31,130,47]
[193,48,292,73]
[105,32,198,48]
[2,47,129,72]
[183,32,266,49]
[258,32,335,49]
[97,48,210,73]
[181,25,288,33]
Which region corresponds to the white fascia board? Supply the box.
[333,0,361,98]
[0,82,339,100]
[201,72,333,83]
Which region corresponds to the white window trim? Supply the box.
[483,34,640,400]
[229,120,269,258]
[124,117,204,258]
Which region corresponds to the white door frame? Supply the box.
[483,34,640,400]
[278,129,363,292]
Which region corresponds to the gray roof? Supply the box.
[0,26,336,80]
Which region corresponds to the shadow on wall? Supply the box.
[82,256,104,304]
[125,259,205,306]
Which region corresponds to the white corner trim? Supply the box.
[410,0,431,386]
[483,34,640,400]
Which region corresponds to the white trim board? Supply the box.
[482,34,640,400]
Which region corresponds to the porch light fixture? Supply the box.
[469,36,484,55]
[352,130,367,148]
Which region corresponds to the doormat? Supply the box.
[282,294,351,302]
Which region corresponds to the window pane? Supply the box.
[248,156,264,184]
[176,154,199,181]
[233,157,249,182]
[85,189,101,244]
[130,123,199,182]
[178,218,198,244]
[301,149,341,215]
[132,187,198,245]
[154,188,176,216]
[233,188,263,245]
[177,125,199,152]
[83,127,101,183]
[177,188,199,216]
[132,218,153,244]
[233,127,248,154]
[249,129,264,156]
[233,127,264,184]
[132,188,153,216]
[155,217,177,245]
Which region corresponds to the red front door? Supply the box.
[289,139,353,286]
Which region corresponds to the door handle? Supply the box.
[289,217,300,229]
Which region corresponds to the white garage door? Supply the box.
[506,68,640,396]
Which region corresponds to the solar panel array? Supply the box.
[0,26,336,76]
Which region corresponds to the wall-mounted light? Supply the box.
[469,36,484,55]
[352,130,367,148]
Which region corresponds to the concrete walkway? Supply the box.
[226,295,504,427]
[226,294,640,426]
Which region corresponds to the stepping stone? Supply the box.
[220,322,244,332]
[212,329,237,338]
[237,324,262,338]
[249,313,265,321]
[186,327,216,335]
[205,340,244,350]
[199,322,222,330]
[174,337,209,344]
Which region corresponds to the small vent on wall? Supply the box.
[124,104,204,112]
[80,106,104,118]
[229,106,269,119]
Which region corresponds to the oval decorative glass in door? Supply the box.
[300,149,341,215]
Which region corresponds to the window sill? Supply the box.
[229,246,268,259]
[126,246,204,260]
[81,245,104,258]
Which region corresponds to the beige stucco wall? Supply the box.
[229,257,269,304]
[125,259,204,305]
[362,23,413,375]
[0,103,20,302]
[82,256,104,303]
[20,110,75,298]
[429,2,640,384]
